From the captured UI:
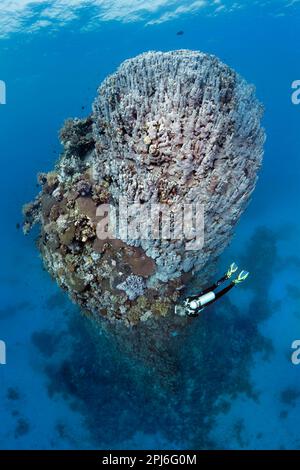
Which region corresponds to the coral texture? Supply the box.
[23,50,265,327]
[117,275,146,301]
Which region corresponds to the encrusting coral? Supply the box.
[23,50,265,330]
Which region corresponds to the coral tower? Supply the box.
[24,51,264,373]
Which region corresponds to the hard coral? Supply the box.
[23,50,265,327]
[92,50,265,283]
[117,275,146,301]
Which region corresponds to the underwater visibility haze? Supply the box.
[0,0,300,451]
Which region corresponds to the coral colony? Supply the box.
[24,50,265,329]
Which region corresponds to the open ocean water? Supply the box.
[0,0,300,450]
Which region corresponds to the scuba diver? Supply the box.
[175,263,249,317]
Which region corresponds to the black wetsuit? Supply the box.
[186,275,236,316]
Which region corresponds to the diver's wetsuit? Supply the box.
[185,275,236,317]
[187,274,228,300]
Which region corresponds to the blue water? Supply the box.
[0,1,300,449]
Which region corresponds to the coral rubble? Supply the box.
[23,50,265,329]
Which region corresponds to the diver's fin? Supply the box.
[226,262,238,279]
[233,270,250,285]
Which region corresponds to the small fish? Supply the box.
[16,223,20,230]
[176,30,184,36]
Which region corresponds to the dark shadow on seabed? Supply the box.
[30,226,283,449]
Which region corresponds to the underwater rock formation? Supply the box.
[23,50,265,330]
